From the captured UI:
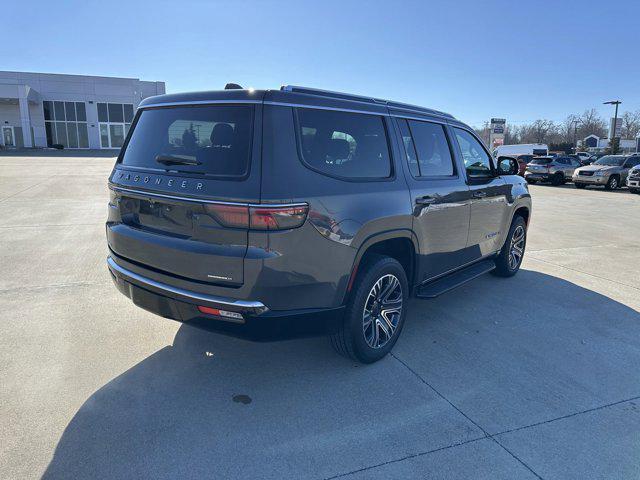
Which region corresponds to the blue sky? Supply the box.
[6,0,640,127]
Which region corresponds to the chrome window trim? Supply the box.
[137,98,458,122]
[109,185,308,208]
[390,113,447,125]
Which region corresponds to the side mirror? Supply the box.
[497,156,519,175]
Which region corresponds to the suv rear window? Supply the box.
[295,108,391,179]
[120,105,253,177]
[531,158,552,165]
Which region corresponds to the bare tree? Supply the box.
[577,108,607,139]
[519,120,557,144]
[558,115,580,144]
[620,110,640,139]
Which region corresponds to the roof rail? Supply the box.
[280,85,454,119]
[281,85,386,104]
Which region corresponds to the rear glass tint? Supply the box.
[531,158,552,165]
[120,105,253,177]
[295,108,391,179]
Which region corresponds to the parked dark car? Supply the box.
[574,152,594,165]
[106,85,531,363]
[568,153,593,166]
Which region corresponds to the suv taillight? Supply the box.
[206,204,308,230]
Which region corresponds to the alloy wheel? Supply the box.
[509,225,526,270]
[363,274,403,349]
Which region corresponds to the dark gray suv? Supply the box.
[106,85,531,363]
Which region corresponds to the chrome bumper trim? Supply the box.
[107,256,269,315]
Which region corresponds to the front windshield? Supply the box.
[594,156,624,166]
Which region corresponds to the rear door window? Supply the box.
[400,119,455,177]
[120,105,254,177]
[295,108,392,179]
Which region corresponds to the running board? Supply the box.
[415,259,496,299]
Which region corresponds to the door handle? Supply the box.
[472,191,487,199]
[415,196,437,205]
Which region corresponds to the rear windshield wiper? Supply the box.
[155,154,202,166]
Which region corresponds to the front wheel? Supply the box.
[492,216,527,277]
[330,256,408,363]
[605,175,619,190]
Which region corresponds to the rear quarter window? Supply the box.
[120,105,253,177]
[294,108,392,180]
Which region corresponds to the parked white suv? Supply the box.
[627,164,640,194]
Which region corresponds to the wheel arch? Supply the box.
[343,230,419,303]
[512,205,531,226]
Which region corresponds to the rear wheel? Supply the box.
[492,216,527,277]
[551,172,564,186]
[330,256,408,363]
[605,175,619,190]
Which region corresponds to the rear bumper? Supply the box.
[524,172,552,181]
[107,256,344,340]
[108,256,268,315]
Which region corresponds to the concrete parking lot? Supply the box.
[1,152,639,480]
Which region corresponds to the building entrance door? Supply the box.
[2,126,15,147]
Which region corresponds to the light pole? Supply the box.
[604,100,622,153]
[571,119,580,151]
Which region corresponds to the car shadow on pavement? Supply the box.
[41,270,640,480]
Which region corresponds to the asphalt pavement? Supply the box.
[1,152,639,479]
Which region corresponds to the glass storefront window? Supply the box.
[96,103,134,148]
[44,101,88,148]
[100,124,109,148]
[97,103,108,122]
[76,102,87,122]
[55,122,67,146]
[109,124,125,148]
[54,102,66,121]
[65,102,76,121]
[67,122,79,148]
[78,123,89,148]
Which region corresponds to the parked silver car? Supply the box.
[627,163,640,194]
[524,156,580,186]
[573,154,640,190]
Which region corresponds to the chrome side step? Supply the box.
[415,259,495,299]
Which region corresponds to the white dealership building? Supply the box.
[0,71,165,149]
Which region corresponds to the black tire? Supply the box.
[551,172,564,186]
[330,255,408,363]
[527,179,537,185]
[630,188,640,194]
[574,183,586,189]
[605,175,620,190]
[492,216,527,277]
